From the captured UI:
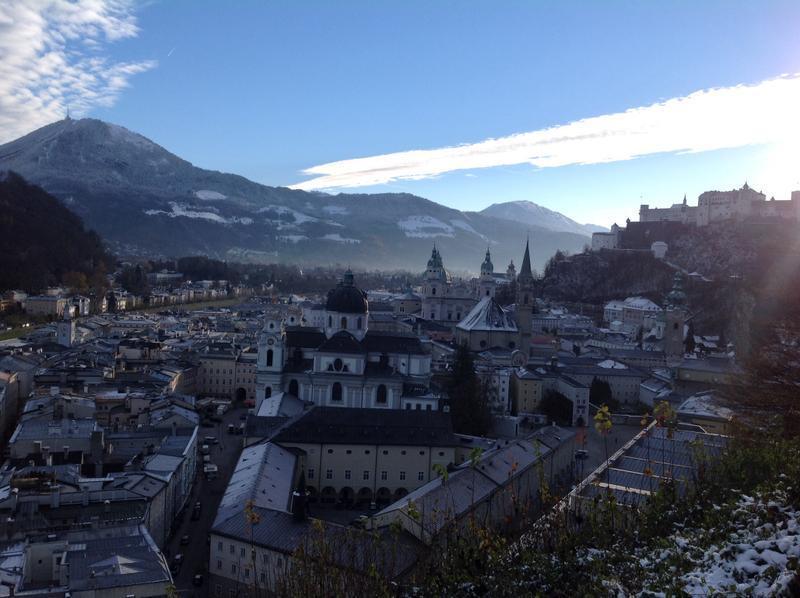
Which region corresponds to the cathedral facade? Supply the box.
[455,240,536,359]
[420,245,513,326]
[256,270,439,412]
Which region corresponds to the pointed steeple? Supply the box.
[518,238,533,282]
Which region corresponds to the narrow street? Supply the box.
[166,404,248,597]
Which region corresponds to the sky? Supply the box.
[2,1,800,226]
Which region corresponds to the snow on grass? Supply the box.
[397,215,455,238]
[194,190,227,200]
[321,233,360,244]
[668,493,800,597]
[144,203,252,225]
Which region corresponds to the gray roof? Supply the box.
[456,297,518,332]
[274,406,458,447]
[575,424,726,507]
[214,442,298,527]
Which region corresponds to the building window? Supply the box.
[341,316,348,329]
[332,382,342,402]
[289,379,299,396]
[308,468,315,480]
[376,384,387,404]
[439,451,445,457]
[363,470,370,480]
[260,572,266,583]
[365,449,370,454]
[381,471,388,481]
[357,317,362,330]
[241,547,246,557]
[229,544,235,554]
[418,471,424,481]
[328,315,332,327]
[328,448,334,454]
[419,451,425,455]
[217,541,223,550]
[345,470,351,480]
[326,469,333,479]
[383,450,388,455]
[399,471,406,481]
[266,349,273,367]
[217,559,222,570]
[231,564,237,574]
[244,568,250,579]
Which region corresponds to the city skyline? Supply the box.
[1,1,799,226]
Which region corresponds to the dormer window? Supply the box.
[333,358,343,372]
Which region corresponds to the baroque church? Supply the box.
[255,270,439,412]
[420,245,515,325]
[454,239,536,359]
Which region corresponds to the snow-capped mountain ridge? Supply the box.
[0,118,590,270]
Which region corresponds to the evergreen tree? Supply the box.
[589,378,618,410]
[447,344,491,436]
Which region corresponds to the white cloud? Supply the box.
[292,74,800,191]
[0,0,155,144]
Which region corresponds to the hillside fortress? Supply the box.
[639,183,800,226]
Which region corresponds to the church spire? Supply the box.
[518,238,533,282]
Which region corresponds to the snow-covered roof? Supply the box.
[456,297,518,332]
[678,392,733,421]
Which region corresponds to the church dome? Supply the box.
[326,269,368,314]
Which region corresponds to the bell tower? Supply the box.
[515,239,535,359]
[479,247,495,299]
[57,303,75,348]
[256,318,285,410]
[664,272,688,366]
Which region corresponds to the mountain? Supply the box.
[0,118,589,272]
[0,172,113,292]
[481,200,607,237]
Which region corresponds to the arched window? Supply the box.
[266,349,273,367]
[288,379,299,396]
[486,289,490,296]
[265,386,272,398]
[333,358,343,372]
[376,384,387,404]
[357,317,362,330]
[524,294,529,305]
[341,316,347,329]
[432,287,436,295]
[328,315,332,327]
[332,382,342,402]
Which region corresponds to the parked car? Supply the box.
[204,436,218,445]
[227,423,235,434]
[192,574,204,587]
[575,449,589,460]
[180,534,190,546]
[200,444,210,455]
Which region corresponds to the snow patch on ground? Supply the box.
[258,205,319,229]
[321,233,360,244]
[144,203,252,225]
[450,219,486,239]
[323,205,349,215]
[194,190,227,200]
[277,235,308,243]
[397,215,455,238]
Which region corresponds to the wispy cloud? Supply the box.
[292,74,800,191]
[0,0,155,144]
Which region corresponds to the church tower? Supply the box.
[506,260,516,281]
[256,318,286,410]
[515,240,535,359]
[422,245,448,320]
[57,303,75,348]
[478,247,495,299]
[664,272,688,366]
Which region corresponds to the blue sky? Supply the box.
[3,1,800,226]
